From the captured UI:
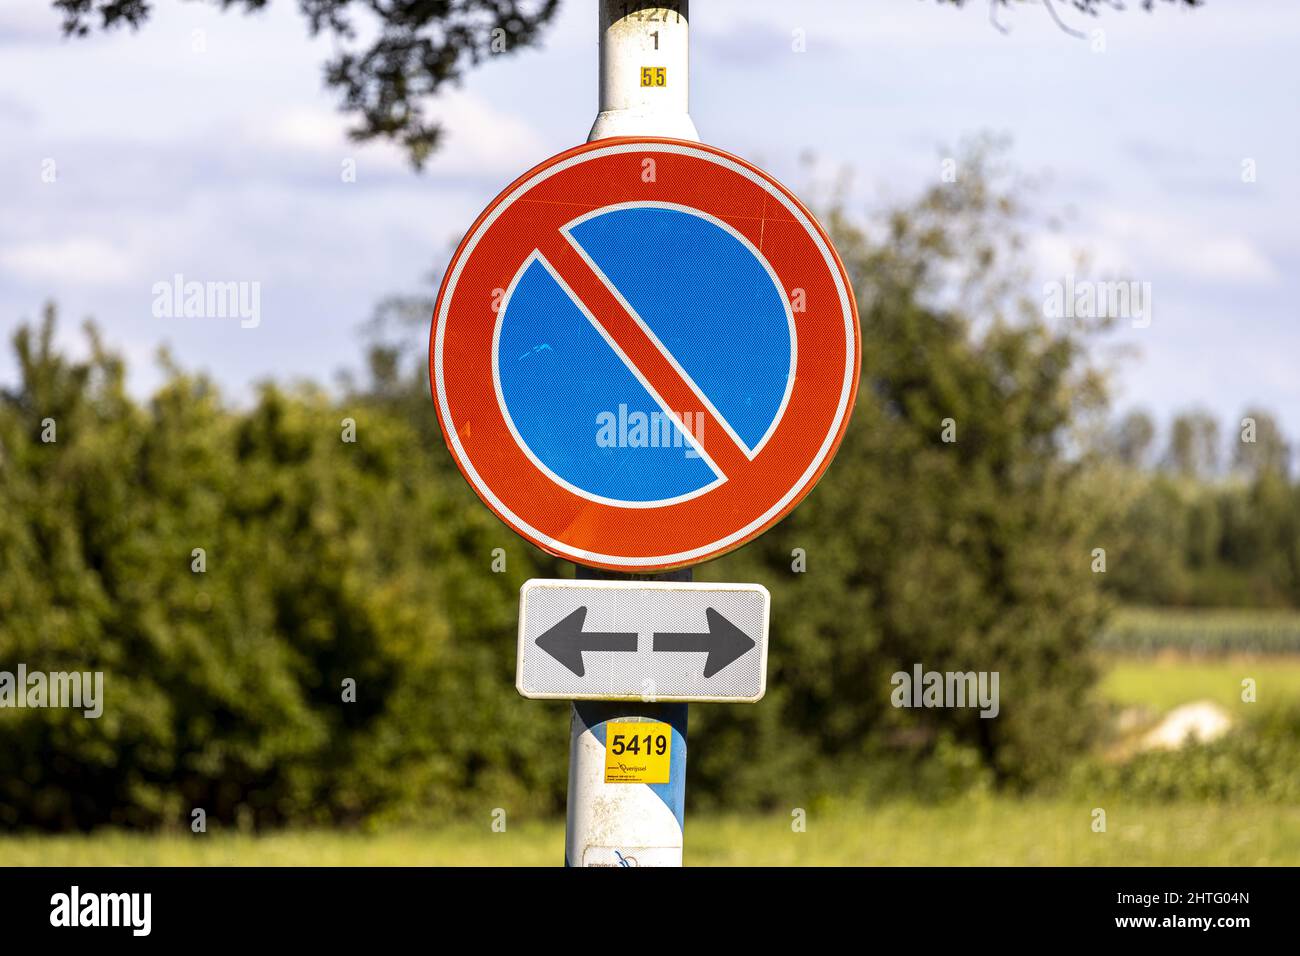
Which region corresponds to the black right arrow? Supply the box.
[536,607,638,677]
[652,607,756,678]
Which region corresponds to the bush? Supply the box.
[0,313,568,828]
[1066,704,1300,803]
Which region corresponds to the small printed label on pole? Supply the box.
[580,846,681,867]
[604,721,671,784]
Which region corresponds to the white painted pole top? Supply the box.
[589,0,699,142]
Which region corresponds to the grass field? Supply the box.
[1099,654,1300,712]
[3,646,1297,867]
[1,800,1296,866]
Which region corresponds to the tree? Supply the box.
[1234,407,1291,481]
[52,0,1200,168]
[689,138,1113,796]
[0,305,569,829]
[53,0,561,169]
[1164,409,1221,479]
[973,0,1201,37]
[1108,409,1157,468]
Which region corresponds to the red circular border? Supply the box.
[430,137,861,571]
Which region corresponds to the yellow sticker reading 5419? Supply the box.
[604,721,671,784]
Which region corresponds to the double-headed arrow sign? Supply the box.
[517,580,770,703]
[537,606,755,679]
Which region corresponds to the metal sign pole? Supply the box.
[564,0,698,868]
[563,566,691,867]
[433,0,853,867]
[589,0,698,142]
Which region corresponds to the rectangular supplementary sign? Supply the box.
[516,579,769,703]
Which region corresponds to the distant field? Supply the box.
[1,800,1296,866]
[1099,607,1300,656]
[1099,655,1300,712]
[1097,606,1300,714]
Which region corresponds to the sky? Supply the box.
[0,0,1297,448]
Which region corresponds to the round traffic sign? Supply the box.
[431,137,860,571]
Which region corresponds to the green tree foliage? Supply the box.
[53,0,562,169]
[1234,408,1291,481]
[0,307,568,828]
[692,145,1110,800]
[1094,409,1300,609]
[1164,409,1221,479]
[1108,409,1156,469]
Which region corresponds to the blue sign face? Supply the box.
[495,203,794,507]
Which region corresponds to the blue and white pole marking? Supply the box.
[565,701,688,868]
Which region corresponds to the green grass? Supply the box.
[1099,655,1300,712]
[4,652,1296,868]
[1,800,1295,866]
[689,801,1300,866]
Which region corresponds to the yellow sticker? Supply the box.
[604,722,672,784]
[640,66,668,87]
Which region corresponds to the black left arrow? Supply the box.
[535,607,638,677]
[652,607,756,678]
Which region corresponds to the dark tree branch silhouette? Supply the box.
[52,0,561,169]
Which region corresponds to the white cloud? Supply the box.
[1097,209,1278,285]
[0,237,136,284]
[429,90,549,175]
[259,108,356,155]
[249,89,547,177]
[1033,209,1278,286]
[1185,235,1280,284]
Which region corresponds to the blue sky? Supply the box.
[0,0,1296,448]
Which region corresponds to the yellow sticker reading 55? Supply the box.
[604,722,671,784]
[640,66,668,87]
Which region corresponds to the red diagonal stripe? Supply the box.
[536,232,752,480]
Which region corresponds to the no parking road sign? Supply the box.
[431,138,861,571]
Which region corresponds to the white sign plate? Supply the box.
[516,579,769,702]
